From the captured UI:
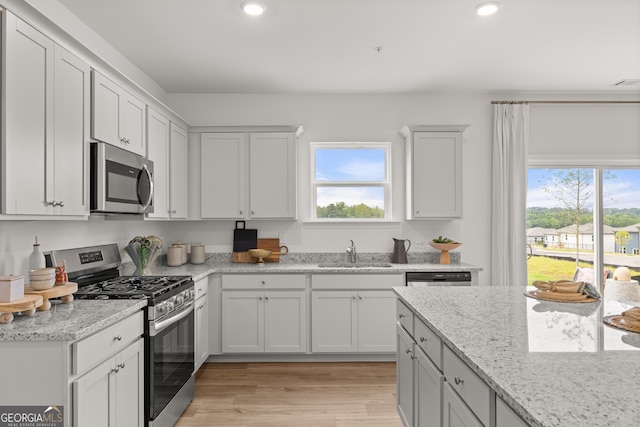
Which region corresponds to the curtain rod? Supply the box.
[491,100,640,104]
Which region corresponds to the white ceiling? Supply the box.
[57,0,640,94]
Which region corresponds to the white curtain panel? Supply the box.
[491,104,530,286]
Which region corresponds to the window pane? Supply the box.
[527,168,640,286]
[316,187,384,218]
[315,148,386,182]
[602,169,640,280]
[526,168,596,285]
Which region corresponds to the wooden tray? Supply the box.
[603,315,640,334]
[24,282,78,311]
[0,295,43,323]
[524,290,599,303]
[233,239,289,263]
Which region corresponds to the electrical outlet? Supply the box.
[413,240,428,250]
[279,232,287,244]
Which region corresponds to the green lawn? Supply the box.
[527,256,640,285]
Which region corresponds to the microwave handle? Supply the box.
[140,163,154,213]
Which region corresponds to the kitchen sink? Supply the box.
[317,262,394,268]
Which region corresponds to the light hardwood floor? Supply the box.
[175,362,403,427]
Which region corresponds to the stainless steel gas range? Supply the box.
[46,244,195,427]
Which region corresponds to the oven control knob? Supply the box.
[175,294,184,305]
[155,304,165,317]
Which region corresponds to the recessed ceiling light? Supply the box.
[242,2,266,16]
[475,1,500,16]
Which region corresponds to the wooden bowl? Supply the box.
[428,242,462,252]
[428,242,462,264]
[248,249,273,265]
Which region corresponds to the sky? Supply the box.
[527,168,640,209]
[315,147,386,207]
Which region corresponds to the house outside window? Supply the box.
[311,142,390,220]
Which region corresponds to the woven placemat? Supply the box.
[603,315,640,334]
[524,290,599,303]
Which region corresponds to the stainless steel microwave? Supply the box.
[90,142,154,214]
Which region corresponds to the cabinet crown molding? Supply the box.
[400,124,469,138]
[191,125,303,137]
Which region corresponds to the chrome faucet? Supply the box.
[346,240,357,264]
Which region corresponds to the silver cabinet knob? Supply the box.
[419,336,426,343]
[454,376,464,385]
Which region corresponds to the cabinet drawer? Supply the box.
[312,274,403,289]
[415,317,442,370]
[443,345,490,426]
[195,277,208,298]
[73,311,144,375]
[396,300,414,336]
[223,274,305,289]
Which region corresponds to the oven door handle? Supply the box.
[149,301,193,336]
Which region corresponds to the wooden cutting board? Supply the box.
[258,238,281,262]
[232,238,287,263]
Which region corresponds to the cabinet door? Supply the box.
[113,339,144,427]
[119,92,146,156]
[200,133,246,218]
[264,291,307,353]
[73,356,112,427]
[357,290,397,352]
[443,383,483,427]
[53,46,90,216]
[2,11,53,215]
[311,291,357,352]
[146,108,170,219]
[249,132,296,219]
[92,71,121,147]
[415,347,444,427]
[195,293,210,370]
[411,131,462,219]
[169,123,189,218]
[222,291,263,352]
[396,325,415,427]
[496,396,528,427]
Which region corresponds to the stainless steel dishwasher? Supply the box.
[406,271,472,286]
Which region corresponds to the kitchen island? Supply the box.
[394,286,640,427]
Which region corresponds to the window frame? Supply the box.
[310,141,392,221]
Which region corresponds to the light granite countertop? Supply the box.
[394,286,640,427]
[0,299,146,342]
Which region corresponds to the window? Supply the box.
[526,167,640,287]
[311,142,390,220]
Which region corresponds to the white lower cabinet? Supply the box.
[416,344,444,427]
[311,274,402,353]
[397,300,510,427]
[443,382,483,427]
[72,310,144,427]
[496,396,528,427]
[311,290,397,352]
[194,276,210,371]
[221,274,307,353]
[74,338,144,427]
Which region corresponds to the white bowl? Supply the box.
[30,277,55,290]
[30,268,55,282]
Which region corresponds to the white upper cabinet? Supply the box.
[169,123,189,219]
[199,127,301,220]
[147,108,188,219]
[248,132,297,219]
[1,11,90,216]
[92,70,146,156]
[200,132,246,219]
[146,108,170,218]
[401,125,468,220]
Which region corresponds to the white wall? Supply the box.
[167,92,495,284]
